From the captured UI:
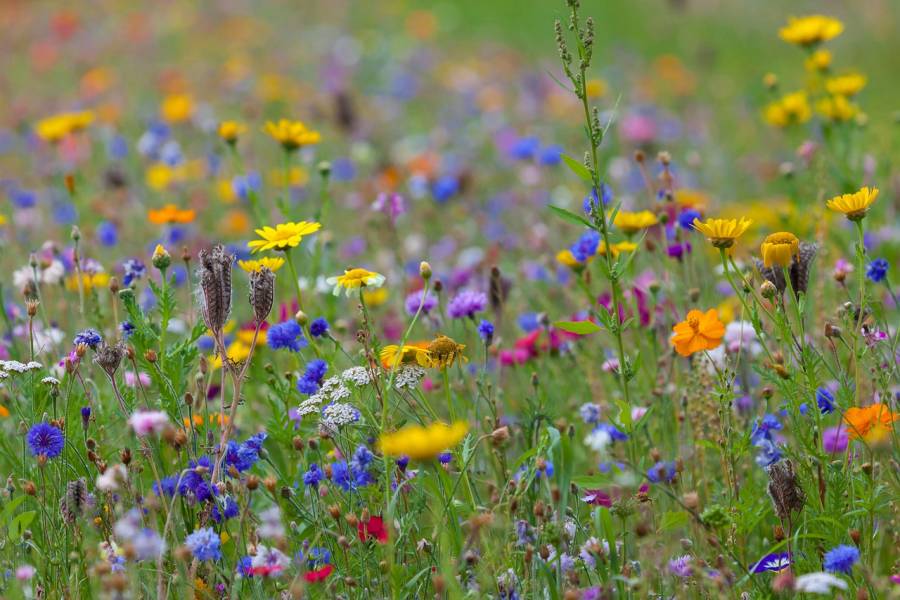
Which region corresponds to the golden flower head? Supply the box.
[35,111,95,144]
[247,221,322,253]
[218,120,246,144]
[379,421,468,461]
[804,48,832,71]
[160,93,194,124]
[265,119,321,152]
[778,15,843,46]
[326,268,386,297]
[760,232,800,268]
[692,217,752,249]
[556,249,583,269]
[763,91,812,128]
[816,95,858,122]
[670,308,725,357]
[380,342,430,369]
[613,210,658,234]
[826,187,878,221]
[238,257,285,273]
[825,73,866,97]
[417,335,467,369]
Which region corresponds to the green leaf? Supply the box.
[9,510,36,539]
[659,510,689,532]
[553,320,602,335]
[561,153,594,184]
[0,495,26,523]
[571,473,613,489]
[548,205,594,230]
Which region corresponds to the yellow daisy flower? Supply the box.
[326,268,386,297]
[35,111,95,144]
[825,73,866,97]
[816,95,858,122]
[613,210,658,234]
[692,217,753,249]
[556,249,583,268]
[218,120,246,144]
[379,421,469,461]
[247,221,322,253]
[760,232,800,268]
[238,257,286,273]
[265,119,321,151]
[417,335,467,369]
[380,342,431,368]
[826,187,878,221]
[763,91,811,128]
[778,15,843,46]
[160,93,194,124]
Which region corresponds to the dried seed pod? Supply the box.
[59,478,88,524]
[93,342,126,377]
[767,460,805,521]
[248,266,275,323]
[197,244,234,335]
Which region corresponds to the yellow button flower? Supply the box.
[825,73,866,97]
[160,93,194,124]
[417,335,467,369]
[826,187,878,221]
[692,217,752,249]
[218,120,246,144]
[35,111,95,144]
[265,119,321,152]
[760,232,800,268]
[816,95,858,122]
[379,421,469,461]
[247,221,322,253]
[147,203,196,225]
[238,257,286,273]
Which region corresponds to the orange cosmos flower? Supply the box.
[147,204,196,225]
[670,309,725,357]
[843,404,897,444]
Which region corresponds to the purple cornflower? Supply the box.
[184,527,222,561]
[822,426,848,453]
[405,291,438,316]
[823,545,859,574]
[647,461,677,484]
[447,290,487,319]
[372,192,406,224]
[26,422,65,458]
[668,555,692,577]
[267,321,307,352]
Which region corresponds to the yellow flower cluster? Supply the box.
[379,421,468,461]
[35,111,95,144]
[265,119,321,151]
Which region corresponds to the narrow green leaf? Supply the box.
[553,320,602,335]
[561,153,593,183]
[548,205,594,229]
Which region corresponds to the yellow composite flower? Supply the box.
[379,421,469,461]
[778,15,843,46]
[35,111,95,143]
[825,73,866,97]
[673,189,709,211]
[760,232,800,268]
[147,203,196,225]
[692,217,752,249]
[763,91,811,128]
[218,120,246,144]
[380,342,430,369]
[238,257,285,272]
[826,186,878,221]
[556,249,582,268]
[804,48,832,71]
[363,287,389,307]
[65,272,110,292]
[160,93,194,123]
[585,78,608,99]
[326,268,386,297]
[264,119,321,151]
[597,241,637,258]
[247,221,322,253]
[417,335,467,369]
[613,210,658,234]
[816,95,858,122]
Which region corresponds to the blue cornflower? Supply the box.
[10,188,37,209]
[750,414,782,445]
[184,527,222,561]
[309,317,330,338]
[118,321,134,339]
[97,221,118,246]
[267,321,307,352]
[80,406,91,428]
[303,464,324,487]
[232,172,262,201]
[595,423,628,442]
[647,461,677,483]
[866,258,888,283]
[211,497,239,523]
[438,452,452,464]
[396,456,410,471]
[823,544,859,574]
[478,320,495,343]
[536,460,554,478]
[26,422,65,458]
[297,359,328,395]
[582,184,612,215]
[509,136,540,160]
[580,403,601,424]
[122,259,146,287]
[538,144,563,166]
[52,201,77,224]
[153,475,179,497]
[74,328,102,349]
[754,438,782,467]
[107,135,128,160]
[517,313,540,332]
[570,230,600,262]
[677,209,702,230]
[432,176,459,203]
[236,556,254,578]
[331,460,353,491]
[815,387,835,414]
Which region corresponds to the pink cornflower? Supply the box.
[124,371,152,387]
[128,410,170,436]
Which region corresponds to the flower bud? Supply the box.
[419,261,432,281]
[151,244,172,270]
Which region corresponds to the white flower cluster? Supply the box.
[320,402,361,430]
[13,260,65,288]
[341,366,371,387]
[393,365,426,390]
[0,360,43,375]
[297,375,351,418]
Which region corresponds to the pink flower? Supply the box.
[15,565,35,581]
[128,410,170,436]
[124,371,151,388]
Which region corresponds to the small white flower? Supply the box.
[97,464,128,491]
[42,376,60,386]
[794,572,848,594]
[320,402,360,429]
[250,545,290,576]
[257,506,284,540]
[585,428,612,452]
[394,365,426,390]
[0,360,43,374]
[341,366,371,387]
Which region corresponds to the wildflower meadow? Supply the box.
[1,1,899,598]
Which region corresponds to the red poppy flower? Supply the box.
[357,515,388,544]
[304,564,334,583]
